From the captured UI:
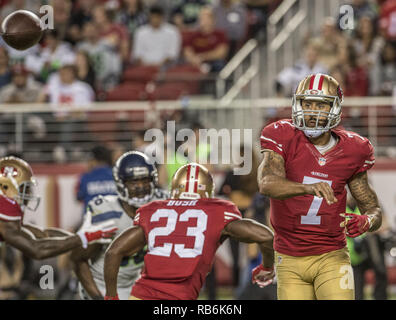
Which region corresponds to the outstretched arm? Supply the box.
[0,220,83,260]
[221,218,274,268]
[104,226,146,298]
[258,150,337,204]
[21,223,74,239]
[347,171,382,232]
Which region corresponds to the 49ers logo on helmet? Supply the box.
[304,89,324,95]
[0,166,18,177]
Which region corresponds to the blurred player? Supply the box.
[104,163,275,300]
[258,73,382,299]
[71,151,168,300]
[0,156,117,259]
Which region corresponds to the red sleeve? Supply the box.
[0,196,23,221]
[221,200,242,227]
[260,120,294,160]
[354,138,375,175]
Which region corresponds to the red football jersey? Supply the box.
[0,195,23,241]
[260,119,375,256]
[131,198,242,300]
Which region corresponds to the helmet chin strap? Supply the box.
[303,128,328,138]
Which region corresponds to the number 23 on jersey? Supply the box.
[148,209,208,258]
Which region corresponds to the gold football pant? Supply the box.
[275,247,354,300]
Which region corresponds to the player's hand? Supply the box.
[340,213,371,238]
[304,182,337,205]
[251,265,275,288]
[77,210,118,248]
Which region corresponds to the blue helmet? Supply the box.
[113,151,158,207]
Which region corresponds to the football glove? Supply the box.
[340,213,372,238]
[251,264,275,288]
[104,295,119,300]
[77,210,118,248]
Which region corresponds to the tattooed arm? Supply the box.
[348,171,382,232]
[258,150,337,204]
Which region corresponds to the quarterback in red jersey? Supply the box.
[104,163,275,300]
[0,156,116,260]
[258,73,382,300]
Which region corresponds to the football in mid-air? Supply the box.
[1,10,43,50]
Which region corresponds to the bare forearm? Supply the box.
[259,174,308,199]
[74,260,103,299]
[364,207,382,232]
[258,151,307,199]
[30,236,82,259]
[348,171,382,232]
[104,250,122,297]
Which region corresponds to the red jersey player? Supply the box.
[104,163,275,300]
[257,73,382,300]
[0,156,117,260]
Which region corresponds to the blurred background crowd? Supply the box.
[0,0,395,300]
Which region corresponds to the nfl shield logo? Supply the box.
[318,157,327,166]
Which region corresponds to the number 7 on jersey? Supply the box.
[300,176,333,225]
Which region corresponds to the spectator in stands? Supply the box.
[93,5,130,63]
[276,40,328,97]
[38,64,95,162]
[75,51,96,89]
[0,47,12,89]
[76,145,117,216]
[115,0,148,40]
[0,0,40,20]
[50,0,73,42]
[310,17,348,71]
[379,0,396,41]
[338,44,369,97]
[183,6,229,73]
[0,65,42,103]
[337,0,377,31]
[171,0,211,27]
[243,0,281,40]
[370,41,396,96]
[77,22,122,91]
[213,0,248,61]
[25,30,76,82]
[353,15,385,70]
[0,65,45,161]
[68,0,97,44]
[131,5,181,67]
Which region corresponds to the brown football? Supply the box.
[1,10,43,50]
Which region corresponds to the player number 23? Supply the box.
[148,209,208,258]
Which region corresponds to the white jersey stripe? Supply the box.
[260,136,282,147]
[0,213,21,221]
[224,211,242,220]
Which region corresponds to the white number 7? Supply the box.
[300,176,333,225]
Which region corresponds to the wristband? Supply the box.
[104,294,119,300]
